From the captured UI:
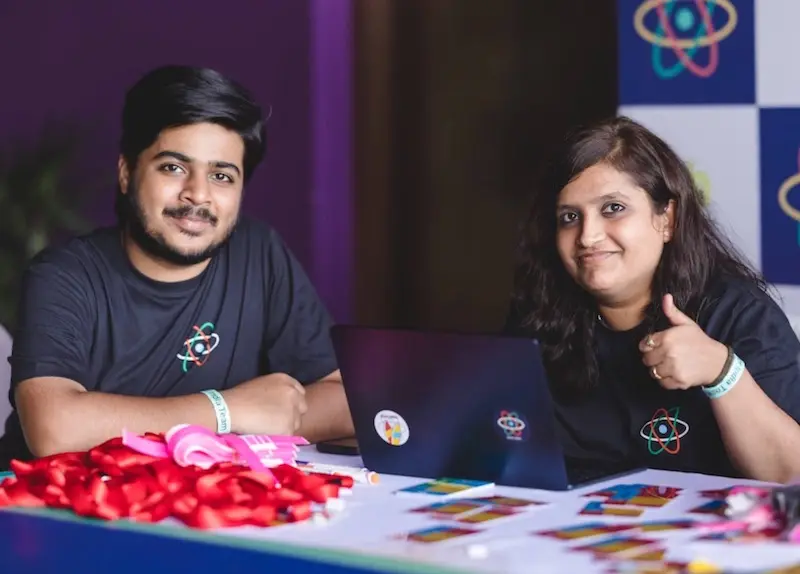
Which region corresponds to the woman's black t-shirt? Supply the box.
[505,277,800,478]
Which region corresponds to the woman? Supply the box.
[505,116,800,482]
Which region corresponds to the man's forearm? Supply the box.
[297,379,354,443]
[21,388,218,457]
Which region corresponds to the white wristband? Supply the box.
[201,389,231,434]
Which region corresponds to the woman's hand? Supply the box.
[639,294,729,390]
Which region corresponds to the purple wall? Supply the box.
[0,0,353,321]
[310,0,353,323]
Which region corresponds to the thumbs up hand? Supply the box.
[639,294,729,390]
[662,293,695,327]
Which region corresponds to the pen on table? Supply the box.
[296,461,380,485]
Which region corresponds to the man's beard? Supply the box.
[119,180,238,266]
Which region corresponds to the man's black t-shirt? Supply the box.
[505,277,800,478]
[0,218,338,467]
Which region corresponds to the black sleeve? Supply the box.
[716,289,800,423]
[261,230,338,385]
[9,252,95,391]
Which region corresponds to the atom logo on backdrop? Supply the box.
[619,3,800,287]
[633,0,737,79]
[759,110,800,286]
[619,0,754,104]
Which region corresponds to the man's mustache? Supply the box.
[163,205,218,226]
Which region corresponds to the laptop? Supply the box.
[330,326,638,491]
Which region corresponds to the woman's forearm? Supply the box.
[711,370,800,483]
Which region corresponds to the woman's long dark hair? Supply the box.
[512,116,765,395]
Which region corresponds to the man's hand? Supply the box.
[223,373,308,435]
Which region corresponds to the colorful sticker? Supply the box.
[633,519,696,532]
[496,410,528,441]
[409,500,485,516]
[455,505,518,524]
[395,477,493,497]
[468,495,547,508]
[687,499,727,516]
[574,535,658,557]
[396,525,479,543]
[535,522,634,540]
[579,501,644,517]
[626,547,667,562]
[585,484,682,508]
[374,409,409,446]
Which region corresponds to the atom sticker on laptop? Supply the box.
[496,410,528,441]
[374,409,409,446]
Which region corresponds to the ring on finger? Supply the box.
[651,365,662,380]
[645,334,656,349]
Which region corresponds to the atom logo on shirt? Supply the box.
[176,322,220,372]
[639,406,689,455]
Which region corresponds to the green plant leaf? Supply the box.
[0,121,92,331]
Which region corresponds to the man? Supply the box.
[0,65,353,468]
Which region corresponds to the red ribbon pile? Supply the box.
[0,434,352,529]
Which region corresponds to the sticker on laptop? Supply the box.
[375,409,409,446]
[496,410,528,441]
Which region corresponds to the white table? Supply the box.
[202,446,800,573]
